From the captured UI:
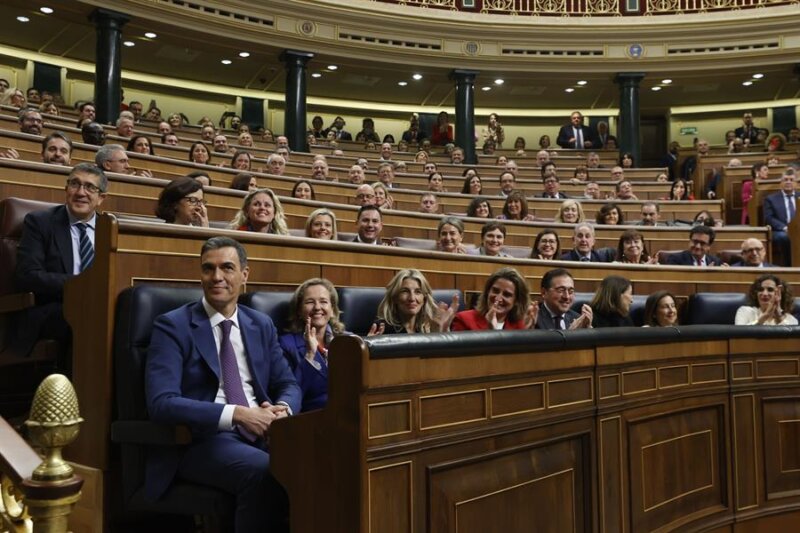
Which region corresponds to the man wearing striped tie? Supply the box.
[14,162,108,364]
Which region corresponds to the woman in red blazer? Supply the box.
[451,267,538,331]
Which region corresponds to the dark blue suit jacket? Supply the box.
[763,191,799,232]
[664,250,722,266]
[15,204,73,303]
[279,330,329,412]
[144,301,301,501]
[556,124,594,149]
[13,204,75,355]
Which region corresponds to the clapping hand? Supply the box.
[569,304,593,329]
[303,316,319,361]
[523,301,539,329]
[433,294,459,332]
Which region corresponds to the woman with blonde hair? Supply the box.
[555,199,585,224]
[369,269,458,335]
[372,181,394,211]
[279,278,347,411]
[229,188,289,234]
[304,208,338,240]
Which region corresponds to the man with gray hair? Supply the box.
[266,154,286,176]
[561,223,614,262]
[96,144,130,175]
[116,116,134,138]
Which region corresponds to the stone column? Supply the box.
[89,9,129,125]
[280,50,314,152]
[450,70,479,164]
[614,73,645,164]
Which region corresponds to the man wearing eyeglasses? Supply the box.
[664,225,723,266]
[536,268,592,330]
[13,163,108,364]
[732,238,772,268]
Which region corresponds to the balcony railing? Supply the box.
[384,0,797,16]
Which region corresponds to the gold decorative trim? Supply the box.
[621,368,657,396]
[778,419,800,474]
[546,375,594,408]
[658,364,690,389]
[419,388,488,430]
[367,460,413,533]
[731,361,754,381]
[732,393,759,511]
[489,382,545,418]
[367,399,413,439]
[454,468,576,532]
[599,374,621,399]
[691,361,728,384]
[599,416,625,533]
[755,358,800,379]
[641,429,714,512]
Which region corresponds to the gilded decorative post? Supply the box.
[22,375,84,532]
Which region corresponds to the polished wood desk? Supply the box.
[271,327,800,532]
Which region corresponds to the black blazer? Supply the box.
[592,309,634,328]
[664,250,722,266]
[15,204,74,303]
[540,192,570,199]
[734,126,759,144]
[536,307,580,330]
[561,248,615,263]
[556,124,594,149]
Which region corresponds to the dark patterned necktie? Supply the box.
[219,320,255,441]
[76,223,94,272]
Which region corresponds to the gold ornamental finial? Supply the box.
[24,374,84,482]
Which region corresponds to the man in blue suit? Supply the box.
[763,170,798,266]
[556,111,594,149]
[145,236,301,532]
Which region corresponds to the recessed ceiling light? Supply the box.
[327,65,338,71]
[221,59,232,65]
[565,88,575,93]
[412,74,423,80]
[123,41,135,47]
[494,79,504,85]
[144,32,157,39]
[651,86,662,91]
[398,81,408,86]
[752,73,764,79]
[481,86,492,91]
[742,81,753,86]
[311,73,322,78]
[577,80,587,86]
[661,79,672,84]
[239,52,250,58]
[40,7,54,14]
[16,16,30,22]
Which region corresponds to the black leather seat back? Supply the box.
[239,291,294,333]
[687,293,747,325]
[113,285,203,503]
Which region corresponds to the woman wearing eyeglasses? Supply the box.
[155,177,209,227]
[735,274,798,325]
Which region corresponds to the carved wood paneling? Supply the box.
[762,397,800,501]
[369,461,413,533]
[427,435,590,533]
[732,394,759,511]
[628,404,728,531]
